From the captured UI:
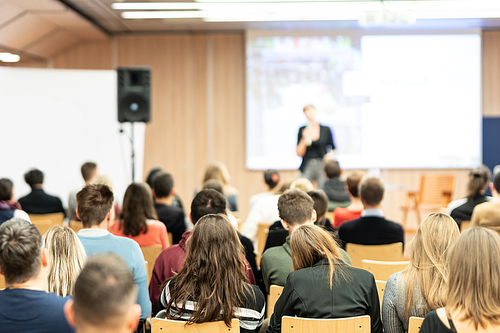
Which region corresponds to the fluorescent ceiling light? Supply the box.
[0,52,20,63]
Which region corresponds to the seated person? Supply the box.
[338,176,404,249]
[0,218,74,332]
[267,225,382,333]
[470,171,500,234]
[333,171,365,228]
[151,172,185,245]
[249,169,281,210]
[201,162,238,212]
[146,167,184,212]
[64,254,141,333]
[75,184,151,320]
[18,168,65,216]
[321,160,350,211]
[0,178,30,225]
[158,214,265,333]
[109,182,169,250]
[68,162,98,222]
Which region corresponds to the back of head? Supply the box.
[42,225,87,297]
[290,178,314,192]
[346,171,364,198]
[359,176,384,206]
[76,184,114,228]
[264,169,280,189]
[81,162,97,182]
[0,218,42,284]
[493,171,500,193]
[202,179,224,195]
[190,189,226,225]
[0,178,13,201]
[446,227,500,329]
[24,169,44,188]
[152,172,174,199]
[145,167,163,189]
[466,166,490,200]
[401,213,460,318]
[307,189,328,223]
[278,189,315,225]
[203,162,229,185]
[324,160,341,179]
[73,254,138,329]
[120,183,157,237]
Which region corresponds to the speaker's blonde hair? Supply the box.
[42,225,87,296]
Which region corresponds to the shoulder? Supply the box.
[150,220,167,230]
[339,218,362,230]
[474,201,496,213]
[421,309,451,332]
[384,218,404,231]
[13,209,31,222]
[447,198,467,213]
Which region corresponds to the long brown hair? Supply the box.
[119,182,157,237]
[466,166,490,200]
[162,214,252,327]
[290,224,347,289]
[399,213,460,318]
[446,227,500,330]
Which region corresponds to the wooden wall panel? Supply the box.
[483,31,500,117]
[52,41,112,70]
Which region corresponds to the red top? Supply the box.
[109,220,169,250]
[333,208,363,228]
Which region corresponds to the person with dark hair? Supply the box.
[64,254,141,333]
[68,162,98,221]
[249,170,281,210]
[149,189,256,315]
[333,171,365,228]
[0,218,74,332]
[0,178,30,225]
[109,183,169,249]
[158,214,265,333]
[152,172,185,245]
[471,171,500,233]
[338,176,404,249]
[146,168,185,213]
[18,168,65,216]
[321,160,350,210]
[75,184,151,321]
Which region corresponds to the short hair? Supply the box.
[73,254,137,326]
[0,178,13,201]
[346,171,364,198]
[153,172,174,198]
[278,189,315,225]
[0,218,43,284]
[264,170,280,189]
[145,167,163,189]
[202,179,224,195]
[190,189,226,225]
[324,160,341,179]
[303,104,315,112]
[81,162,97,182]
[493,171,500,193]
[290,178,314,192]
[24,169,44,188]
[76,184,114,228]
[359,176,385,206]
[307,189,328,219]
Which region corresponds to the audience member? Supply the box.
[338,176,404,249]
[75,184,151,320]
[18,169,66,216]
[152,172,185,245]
[420,227,500,333]
[266,225,382,333]
[146,167,185,215]
[0,218,74,332]
[289,178,314,192]
[249,169,281,210]
[42,225,87,297]
[447,166,492,226]
[68,162,98,221]
[332,171,364,228]
[158,214,265,333]
[382,213,460,333]
[109,183,169,250]
[93,175,121,223]
[0,178,30,225]
[321,160,350,210]
[64,254,141,333]
[149,189,256,315]
[202,161,239,211]
[202,179,239,228]
[470,171,500,234]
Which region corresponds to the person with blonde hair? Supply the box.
[382,213,460,333]
[43,225,87,297]
[267,224,381,333]
[420,227,500,333]
[202,161,239,211]
[289,178,314,192]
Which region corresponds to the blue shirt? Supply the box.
[0,288,74,333]
[77,229,152,319]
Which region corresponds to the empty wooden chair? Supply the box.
[69,220,84,233]
[282,315,370,333]
[32,220,56,236]
[267,285,284,318]
[256,222,270,266]
[361,260,410,281]
[408,316,424,333]
[346,243,404,268]
[375,280,386,306]
[151,318,240,333]
[28,212,64,226]
[460,221,471,232]
[141,245,163,283]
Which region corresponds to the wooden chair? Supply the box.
[408,316,424,333]
[361,259,410,281]
[346,243,404,268]
[28,212,64,226]
[141,245,163,283]
[168,233,173,247]
[375,280,386,306]
[69,220,84,233]
[282,315,370,333]
[256,222,270,266]
[151,318,240,333]
[32,219,57,236]
[0,275,5,290]
[401,174,455,229]
[461,221,471,232]
[267,285,284,318]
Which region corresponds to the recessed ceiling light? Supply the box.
[0,52,20,63]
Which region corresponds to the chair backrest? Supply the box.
[282,315,370,333]
[141,245,163,283]
[361,260,410,281]
[70,221,84,234]
[408,316,424,333]
[460,221,471,232]
[346,243,404,268]
[151,318,240,333]
[168,233,173,247]
[375,280,386,306]
[0,275,5,290]
[267,285,284,318]
[32,219,57,236]
[419,175,455,206]
[28,212,64,226]
[256,222,270,265]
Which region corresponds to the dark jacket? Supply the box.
[18,188,65,216]
[338,216,405,250]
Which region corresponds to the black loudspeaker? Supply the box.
[117,67,151,123]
